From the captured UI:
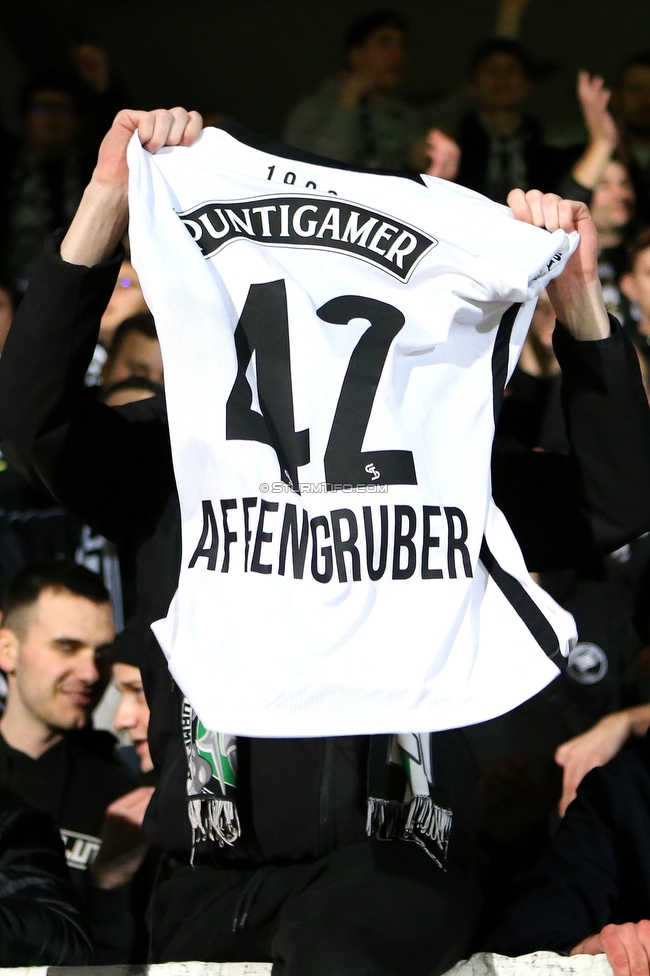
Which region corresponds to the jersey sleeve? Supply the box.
[420,175,580,305]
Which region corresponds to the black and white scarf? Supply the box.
[182,699,452,867]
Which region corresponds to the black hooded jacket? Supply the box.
[0,787,92,966]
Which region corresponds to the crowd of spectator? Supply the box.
[0,2,649,974]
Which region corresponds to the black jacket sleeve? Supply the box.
[485,748,650,956]
[0,234,175,549]
[0,790,92,966]
[492,319,650,571]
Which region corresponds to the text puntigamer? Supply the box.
[189,498,473,583]
[178,196,438,281]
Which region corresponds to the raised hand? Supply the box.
[94,108,203,191]
[425,129,461,182]
[577,70,618,149]
[507,188,610,340]
[89,785,155,890]
[61,107,202,267]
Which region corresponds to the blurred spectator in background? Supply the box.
[621,227,650,357]
[591,158,636,323]
[285,10,422,171]
[71,44,128,155]
[0,72,90,292]
[454,42,618,204]
[0,788,92,966]
[614,52,650,224]
[86,259,149,387]
[101,313,163,392]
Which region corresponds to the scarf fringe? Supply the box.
[189,797,241,848]
[367,795,452,857]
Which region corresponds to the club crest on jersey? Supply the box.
[177,196,438,281]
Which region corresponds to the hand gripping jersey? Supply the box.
[127,122,579,737]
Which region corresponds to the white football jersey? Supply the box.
[127,123,579,737]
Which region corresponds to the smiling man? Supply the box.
[0,559,136,884]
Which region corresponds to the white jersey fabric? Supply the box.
[127,123,579,737]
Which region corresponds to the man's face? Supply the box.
[0,589,113,733]
[622,247,650,318]
[591,162,636,235]
[618,65,650,136]
[99,262,148,348]
[26,89,78,154]
[471,52,531,112]
[348,26,406,90]
[102,331,163,389]
[113,663,153,773]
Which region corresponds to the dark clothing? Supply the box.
[0,729,138,963]
[455,113,585,205]
[151,841,480,975]
[0,787,92,966]
[0,728,135,880]
[496,369,565,453]
[485,734,650,956]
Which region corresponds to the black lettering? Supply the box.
[242,497,258,571]
[445,507,472,578]
[251,500,278,575]
[278,504,309,578]
[363,505,389,581]
[392,505,417,579]
[422,505,443,580]
[188,500,219,570]
[284,171,296,184]
[267,165,275,180]
[306,180,317,189]
[317,296,416,488]
[310,515,333,583]
[220,499,238,573]
[331,509,361,582]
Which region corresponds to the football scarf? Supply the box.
[183,696,451,866]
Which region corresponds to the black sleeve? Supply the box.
[484,769,620,955]
[0,792,92,966]
[493,319,650,571]
[0,234,175,549]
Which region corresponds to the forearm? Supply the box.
[60,178,128,267]
[626,704,650,738]
[550,279,611,341]
[571,140,616,193]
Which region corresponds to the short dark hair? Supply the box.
[2,560,109,637]
[344,10,406,53]
[627,227,650,268]
[102,375,163,402]
[19,70,80,117]
[620,51,650,82]
[469,39,534,80]
[108,312,157,358]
